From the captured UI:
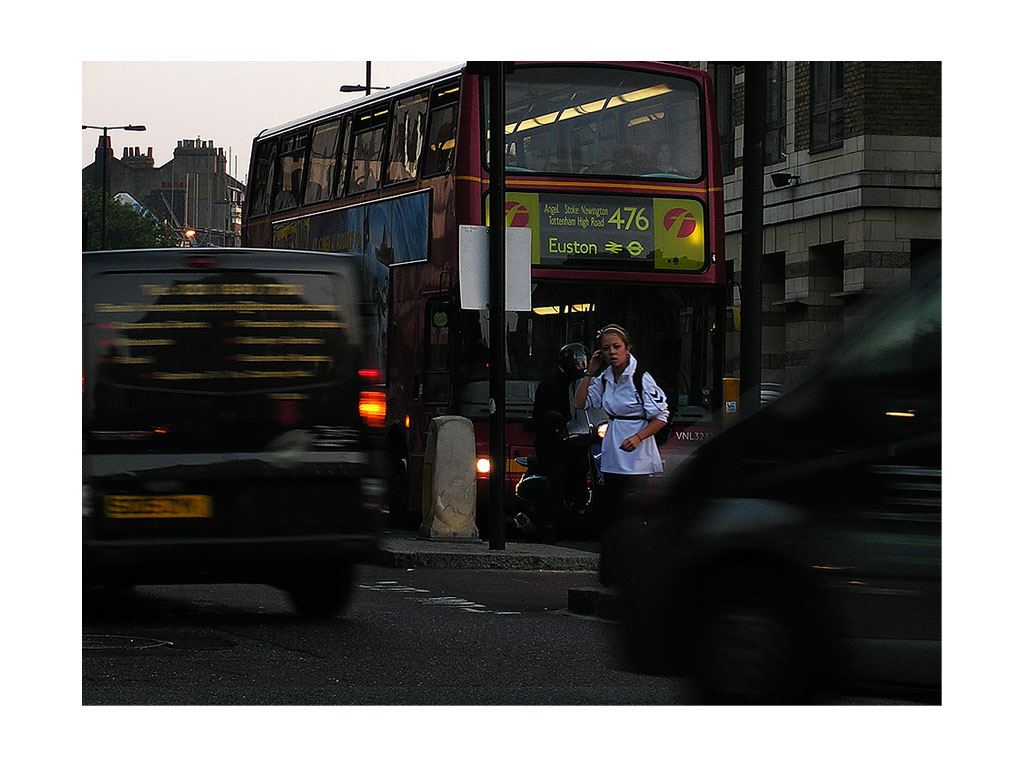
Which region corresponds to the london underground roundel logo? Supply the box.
[663,208,698,238]
[505,201,530,227]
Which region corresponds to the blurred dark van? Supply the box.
[619,260,941,703]
[83,248,385,617]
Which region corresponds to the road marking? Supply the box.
[358,581,430,593]
[83,634,173,651]
[358,581,521,616]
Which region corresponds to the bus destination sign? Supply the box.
[500,192,707,272]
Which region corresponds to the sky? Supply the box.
[82,61,461,183]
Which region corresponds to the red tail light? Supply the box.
[359,391,387,428]
[358,368,386,428]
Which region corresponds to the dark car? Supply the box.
[83,248,385,617]
[618,262,940,703]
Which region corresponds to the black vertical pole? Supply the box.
[487,62,507,550]
[365,61,372,97]
[740,62,766,417]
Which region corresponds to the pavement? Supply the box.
[375,528,600,570]
[374,529,622,620]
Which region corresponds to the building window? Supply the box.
[764,62,787,164]
[811,62,844,151]
[713,63,735,175]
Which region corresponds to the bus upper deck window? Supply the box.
[249,140,277,218]
[422,83,460,178]
[385,91,429,186]
[347,108,388,196]
[333,118,353,200]
[500,66,703,180]
[272,131,309,212]
[304,120,340,205]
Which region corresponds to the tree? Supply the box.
[82,188,180,251]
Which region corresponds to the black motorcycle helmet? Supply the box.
[557,343,588,377]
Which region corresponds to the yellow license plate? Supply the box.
[104,494,213,519]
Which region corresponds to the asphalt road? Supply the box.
[82,564,687,706]
[83,562,937,708]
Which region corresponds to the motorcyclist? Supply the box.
[530,343,591,535]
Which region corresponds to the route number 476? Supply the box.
[608,207,650,231]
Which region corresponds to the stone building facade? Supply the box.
[702,61,941,389]
[83,136,245,247]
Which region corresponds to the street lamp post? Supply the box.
[82,123,146,249]
[339,61,388,95]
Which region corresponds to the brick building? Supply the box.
[83,136,246,247]
[702,61,941,389]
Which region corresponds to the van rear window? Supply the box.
[90,270,350,393]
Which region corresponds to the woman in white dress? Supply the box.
[574,324,668,495]
[573,324,669,583]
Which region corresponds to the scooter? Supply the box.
[513,408,608,540]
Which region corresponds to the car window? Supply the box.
[832,279,941,388]
[822,276,941,455]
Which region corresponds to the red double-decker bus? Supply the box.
[242,61,726,531]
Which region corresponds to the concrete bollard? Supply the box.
[419,415,479,539]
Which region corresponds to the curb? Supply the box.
[567,586,623,621]
[374,533,600,572]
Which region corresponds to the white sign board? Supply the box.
[458,225,532,311]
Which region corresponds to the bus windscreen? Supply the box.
[499,65,704,180]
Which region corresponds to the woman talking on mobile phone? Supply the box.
[573,324,669,583]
